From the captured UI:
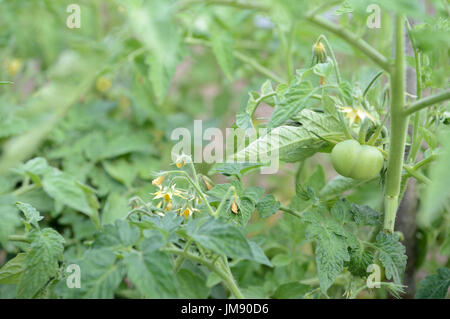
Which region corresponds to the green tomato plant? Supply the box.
[0,0,449,299]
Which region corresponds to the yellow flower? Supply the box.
[152,175,165,187]
[152,184,186,203]
[5,58,22,76]
[181,207,199,219]
[96,76,112,92]
[339,106,376,125]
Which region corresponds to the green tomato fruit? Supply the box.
[331,140,384,180]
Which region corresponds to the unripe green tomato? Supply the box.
[331,140,384,180]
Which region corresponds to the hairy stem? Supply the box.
[384,16,408,233]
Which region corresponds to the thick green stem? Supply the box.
[404,90,450,116]
[384,16,408,233]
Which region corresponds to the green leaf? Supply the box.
[176,268,209,298]
[374,232,407,285]
[303,209,349,293]
[211,25,234,80]
[271,254,291,267]
[102,158,138,188]
[17,228,65,298]
[233,125,331,163]
[16,202,43,228]
[0,253,26,284]
[101,192,130,226]
[256,195,280,218]
[350,204,381,226]
[42,171,98,218]
[346,240,373,277]
[122,0,180,104]
[419,129,450,227]
[0,195,20,245]
[93,219,139,249]
[415,268,450,299]
[248,241,272,267]
[273,282,310,299]
[313,61,333,79]
[185,216,254,261]
[75,248,125,299]
[209,162,263,178]
[147,54,177,104]
[124,250,177,298]
[292,109,343,135]
[319,175,364,199]
[269,81,314,128]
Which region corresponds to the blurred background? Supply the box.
[0,0,448,298]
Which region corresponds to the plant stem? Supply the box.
[11,183,38,196]
[214,186,236,217]
[164,247,244,298]
[233,51,285,83]
[306,15,390,71]
[384,15,408,233]
[403,166,431,185]
[173,238,193,272]
[404,89,450,116]
[279,205,304,219]
[184,37,285,83]
[317,35,341,83]
[8,234,31,243]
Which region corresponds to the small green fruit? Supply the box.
[331,140,384,180]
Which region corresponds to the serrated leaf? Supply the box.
[17,228,65,298]
[350,204,381,226]
[292,109,343,134]
[16,202,43,228]
[415,268,450,299]
[374,232,407,285]
[256,194,280,218]
[76,248,125,299]
[124,250,177,298]
[269,81,314,128]
[233,125,332,163]
[303,209,349,292]
[346,240,373,277]
[185,216,254,261]
[93,219,139,249]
